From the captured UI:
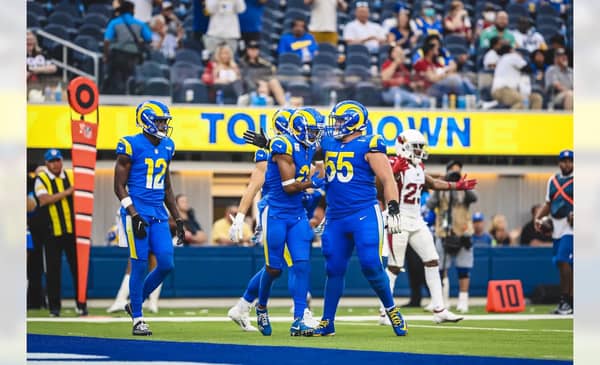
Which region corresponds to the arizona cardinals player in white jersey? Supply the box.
[380,129,477,324]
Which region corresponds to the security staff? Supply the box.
[34,149,87,316]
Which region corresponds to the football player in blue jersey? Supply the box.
[254,107,326,337]
[315,100,406,337]
[114,100,185,336]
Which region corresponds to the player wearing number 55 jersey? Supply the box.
[384,129,476,324]
[314,100,405,337]
[114,100,185,336]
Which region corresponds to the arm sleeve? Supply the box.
[34,177,48,197]
[141,23,153,42]
[368,135,387,154]
[104,21,115,41]
[342,23,354,41]
[269,136,292,156]
[116,137,133,157]
[254,149,269,162]
[277,36,287,54]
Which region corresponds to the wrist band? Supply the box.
[120,196,133,209]
[282,179,295,187]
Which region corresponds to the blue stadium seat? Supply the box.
[41,24,69,58]
[175,49,202,64]
[82,13,109,29]
[173,79,209,103]
[537,4,559,18]
[54,3,80,18]
[353,82,382,107]
[87,4,113,19]
[78,24,104,42]
[316,42,337,56]
[346,44,369,57]
[312,53,337,68]
[149,50,168,64]
[445,34,468,49]
[287,81,312,105]
[170,61,203,92]
[27,1,46,17]
[143,77,171,96]
[47,11,75,29]
[346,54,370,68]
[506,3,529,19]
[344,65,371,84]
[28,13,41,29]
[278,52,302,67]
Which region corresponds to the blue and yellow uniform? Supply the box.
[117,133,175,261]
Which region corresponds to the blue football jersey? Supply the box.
[116,133,175,219]
[322,134,386,219]
[264,133,315,215]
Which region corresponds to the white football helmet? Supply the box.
[395,129,428,165]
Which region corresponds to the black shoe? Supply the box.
[132,320,152,336]
[49,310,60,317]
[124,303,133,320]
[76,302,88,316]
[552,301,573,315]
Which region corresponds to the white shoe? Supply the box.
[378,309,391,326]
[456,303,469,314]
[433,308,464,324]
[423,302,434,313]
[228,302,258,332]
[303,308,320,328]
[107,301,127,313]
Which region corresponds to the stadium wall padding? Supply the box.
[59,246,559,299]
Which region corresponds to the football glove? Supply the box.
[386,200,402,234]
[455,174,477,190]
[228,212,245,242]
[243,129,269,149]
[310,172,325,189]
[131,214,148,239]
[175,218,185,246]
[390,156,409,175]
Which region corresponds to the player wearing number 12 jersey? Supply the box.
[383,129,476,324]
[114,100,185,336]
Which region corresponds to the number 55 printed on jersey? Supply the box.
[325,152,354,183]
[144,158,167,189]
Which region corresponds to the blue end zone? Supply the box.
[28,334,572,365]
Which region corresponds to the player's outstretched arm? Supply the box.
[425,173,477,191]
[114,154,139,217]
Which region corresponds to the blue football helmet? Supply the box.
[136,100,172,139]
[271,108,295,136]
[289,107,325,147]
[328,100,369,140]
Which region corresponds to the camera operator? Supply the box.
[426,160,477,313]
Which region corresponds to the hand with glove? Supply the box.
[454,174,477,190]
[310,171,326,189]
[228,212,245,243]
[386,200,402,234]
[243,129,269,149]
[390,156,410,175]
[131,214,148,239]
[175,218,185,245]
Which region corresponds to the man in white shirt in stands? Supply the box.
[491,44,542,109]
[342,1,386,53]
[205,0,246,54]
[306,0,348,46]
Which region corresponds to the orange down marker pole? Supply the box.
[67,76,99,305]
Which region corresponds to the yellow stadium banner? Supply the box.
[27,105,573,155]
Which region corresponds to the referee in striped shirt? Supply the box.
[34,149,87,316]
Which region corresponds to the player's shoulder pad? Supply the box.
[367,134,387,154]
[269,135,293,156]
[254,148,269,163]
[116,135,134,157]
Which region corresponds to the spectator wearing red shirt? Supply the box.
[444,0,472,42]
[381,45,430,108]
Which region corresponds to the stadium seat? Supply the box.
[537,4,559,18]
[284,8,309,22]
[143,77,171,96]
[175,49,202,64]
[276,64,304,87]
[41,24,70,59]
[353,82,382,106]
[445,34,468,49]
[82,13,109,29]
[536,15,561,29]
[312,53,337,68]
[538,26,560,42]
[316,42,337,56]
[215,83,240,104]
[78,24,104,42]
[87,3,113,19]
[47,11,75,29]
[148,50,168,65]
[278,52,302,67]
[27,1,46,17]
[27,13,41,29]
[311,80,345,106]
[54,3,81,18]
[287,81,312,105]
[182,37,204,55]
[170,61,203,94]
[173,79,210,103]
[346,44,370,57]
[346,54,370,68]
[447,44,469,58]
[506,3,528,19]
[286,0,309,11]
[344,65,371,85]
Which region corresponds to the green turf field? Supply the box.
[27,305,573,361]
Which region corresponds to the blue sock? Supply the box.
[129,259,147,318]
[258,268,278,307]
[291,261,309,319]
[242,267,264,303]
[142,253,174,300]
[363,265,394,309]
[322,274,344,321]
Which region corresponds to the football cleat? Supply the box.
[303,308,320,328]
[132,320,152,336]
[433,308,464,324]
[379,308,391,326]
[386,307,408,336]
[552,301,573,315]
[228,302,258,332]
[256,307,272,336]
[75,302,88,317]
[313,319,335,337]
[290,318,314,337]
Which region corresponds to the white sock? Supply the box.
[133,317,143,325]
[386,269,398,299]
[424,266,445,311]
[239,297,252,311]
[458,291,469,309]
[148,283,162,308]
[442,276,450,308]
[114,274,130,303]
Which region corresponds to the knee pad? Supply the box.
[265,265,282,278]
[457,267,470,279]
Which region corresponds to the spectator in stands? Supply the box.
[175,194,208,246]
[491,44,543,109]
[490,214,511,246]
[410,0,443,38]
[212,43,243,97]
[237,80,274,106]
[530,49,548,93]
[471,212,493,246]
[387,7,417,52]
[150,15,180,61]
[306,0,348,46]
[238,40,286,105]
[212,205,252,245]
[132,0,153,23]
[204,0,246,54]
[26,30,58,89]
[511,0,538,14]
[545,34,569,65]
[343,1,386,53]
[520,204,552,246]
[239,0,267,45]
[475,3,497,40]
[277,18,318,63]
[192,0,210,37]
[161,2,185,41]
[483,36,505,70]
[412,34,454,68]
[102,1,152,94]
[381,45,429,108]
[545,48,573,110]
[479,10,515,49]
[512,16,547,53]
[444,0,472,42]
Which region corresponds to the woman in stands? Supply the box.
[212,43,243,99]
[387,7,417,52]
[26,30,58,94]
